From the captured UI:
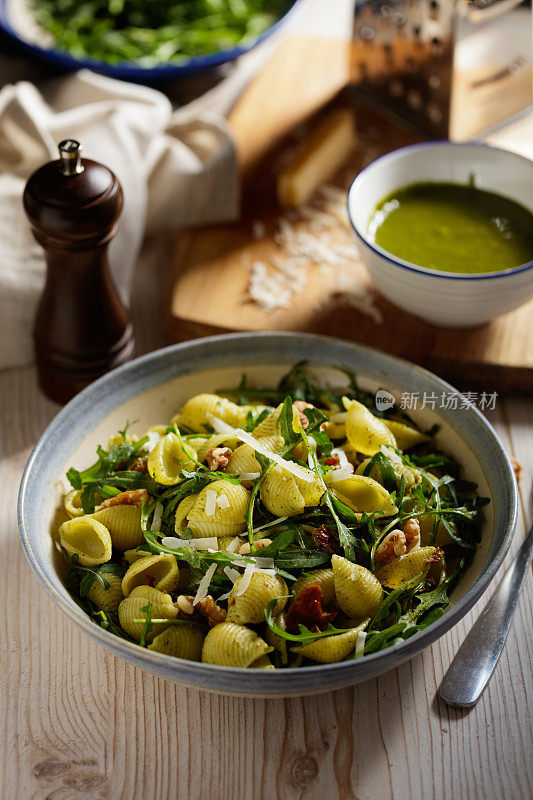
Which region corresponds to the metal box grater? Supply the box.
[349,0,532,139]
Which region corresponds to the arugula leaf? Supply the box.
[66,555,124,597]
[139,602,153,647]
[363,451,397,492]
[91,609,133,641]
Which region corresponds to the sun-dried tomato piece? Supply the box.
[324,455,340,467]
[285,584,337,634]
[312,524,341,555]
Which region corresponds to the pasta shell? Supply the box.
[88,573,123,614]
[147,433,197,486]
[63,489,84,518]
[176,480,250,538]
[249,655,275,669]
[260,464,324,517]
[226,573,288,625]
[343,397,396,455]
[173,393,251,432]
[332,554,384,617]
[419,514,458,546]
[147,623,204,660]
[292,569,335,605]
[59,516,112,566]
[124,547,152,564]
[356,446,421,490]
[292,619,369,663]
[92,505,143,550]
[382,420,429,450]
[375,546,441,589]
[118,586,178,642]
[201,622,273,667]
[326,474,397,518]
[263,611,288,664]
[122,554,180,596]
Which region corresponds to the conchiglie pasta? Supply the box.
[121,554,180,596]
[148,623,204,660]
[249,655,274,669]
[332,554,384,617]
[356,446,421,490]
[92,504,143,550]
[292,569,335,605]
[173,393,251,432]
[252,403,299,438]
[292,620,369,663]
[226,435,283,477]
[260,464,324,517]
[147,433,197,485]
[118,586,178,642]
[326,474,397,518]
[124,547,152,564]
[202,622,273,667]
[59,517,112,566]
[88,572,123,614]
[263,611,288,664]
[226,572,288,624]
[175,480,250,538]
[343,397,397,455]
[419,514,458,546]
[376,546,441,589]
[382,419,429,450]
[63,489,84,518]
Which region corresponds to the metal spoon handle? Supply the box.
[439,522,533,708]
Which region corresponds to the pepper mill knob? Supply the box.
[23,139,135,404]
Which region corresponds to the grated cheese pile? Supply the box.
[245,184,382,323]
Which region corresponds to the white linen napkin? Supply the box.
[0,69,239,369]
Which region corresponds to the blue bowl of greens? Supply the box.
[0,0,304,82]
[18,333,517,696]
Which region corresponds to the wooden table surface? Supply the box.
[1,236,532,800]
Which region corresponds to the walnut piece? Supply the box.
[99,488,148,509]
[206,446,232,471]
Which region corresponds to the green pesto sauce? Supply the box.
[370,182,533,274]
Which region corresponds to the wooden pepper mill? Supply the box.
[23,139,135,404]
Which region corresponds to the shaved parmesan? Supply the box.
[239,472,261,481]
[253,516,289,533]
[150,501,163,532]
[142,431,161,454]
[216,493,230,509]
[327,467,354,483]
[235,563,255,596]
[223,566,241,583]
[193,562,217,605]
[355,630,367,658]
[206,413,235,434]
[234,428,313,483]
[307,453,314,469]
[162,536,219,551]
[204,489,217,516]
[331,447,353,473]
[247,556,274,569]
[225,537,241,553]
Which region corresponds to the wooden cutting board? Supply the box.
[165,36,533,394]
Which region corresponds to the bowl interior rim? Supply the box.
[0,0,303,76]
[347,140,533,281]
[17,332,518,689]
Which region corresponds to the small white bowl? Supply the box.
[347,142,533,328]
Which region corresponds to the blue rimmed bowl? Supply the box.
[18,333,517,696]
[348,142,533,329]
[0,0,304,82]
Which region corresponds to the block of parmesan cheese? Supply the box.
[277,108,356,208]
